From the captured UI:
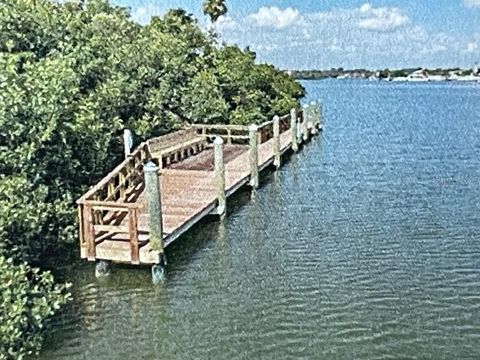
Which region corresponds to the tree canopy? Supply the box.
[203,0,227,22]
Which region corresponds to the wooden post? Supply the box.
[123,129,133,158]
[273,115,281,168]
[128,208,139,265]
[83,204,95,261]
[290,108,298,152]
[318,102,323,130]
[213,136,226,216]
[249,124,259,189]
[144,162,164,254]
[302,105,309,141]
[310,101,318,135]
[297,109,303,145]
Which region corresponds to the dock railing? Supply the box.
[77,142,151,262]
[76,103,321,267]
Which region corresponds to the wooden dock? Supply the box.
[77,103,323,276]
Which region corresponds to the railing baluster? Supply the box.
[119,171,126,199]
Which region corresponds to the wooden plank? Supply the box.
[78,123,303,266]
[129,208,139,264]
[94,225,129,233]
[165,201,217,247]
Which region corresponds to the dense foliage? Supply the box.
[0,0,303,357]
[0,257,71,360]
[203,0,227,22]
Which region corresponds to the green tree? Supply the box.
[0,256,71,360]
[203,0,227,22]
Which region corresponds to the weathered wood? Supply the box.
[144,162,164,253]
[310,101,318,135]
[83,204,96,261]
[192,124,249,131]
[77,141,150,203]
[290,108,298,152]
[318,102,323,130]
[129,208,140,264]
[78,205,85,247]
[273,116,281,168]
[302,105,310,141]
[213,136,226,216]
[249,124,259,188]
[77,109,323,268]
[89,201,138,210]
[124,129,133,158]
[94,224,129,233]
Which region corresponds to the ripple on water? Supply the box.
[39,81,480,360]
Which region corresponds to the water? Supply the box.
[39,80,480,359]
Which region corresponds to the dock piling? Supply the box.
[290,108,298,152]
[310,101,318,135]
[144,162,164,254]
[213,136,226,217]
[95,260,111,278]
[249,124,259,189]
[123,129,133,158]
[297,109,303,145]
[318,102,323,130]
[273,116,281,168]
[302,105,309,141]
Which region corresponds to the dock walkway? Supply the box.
[77,104,323,274]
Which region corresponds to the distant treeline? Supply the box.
[292,67,475,80]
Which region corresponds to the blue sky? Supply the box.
[113,0,480,69]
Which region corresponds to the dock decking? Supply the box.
[77,104,323,270]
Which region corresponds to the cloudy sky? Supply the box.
[113,0,480,70]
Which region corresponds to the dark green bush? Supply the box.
[0,256,71,360]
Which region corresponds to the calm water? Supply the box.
[40,80,480,359]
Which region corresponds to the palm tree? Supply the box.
[203,0,227,22]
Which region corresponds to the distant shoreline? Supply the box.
[290,67,480,82]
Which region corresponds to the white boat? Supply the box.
[457,74,480,82]
[428,75,447,82]
[406,69,429,82]
[392,77,408,82]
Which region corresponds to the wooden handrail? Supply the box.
[77,142,150,204]
[87,201,140,210]
[77,107,307,263]
[191,124,249,131]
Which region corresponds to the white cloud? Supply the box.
[360,3,373,13]
[248,7,303,29]
[215,4,480,69]
[357,4,409,32]
[467,42,478,52]
[131,4,165,25]
[463,0,480,7]
[214,16,239,31]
